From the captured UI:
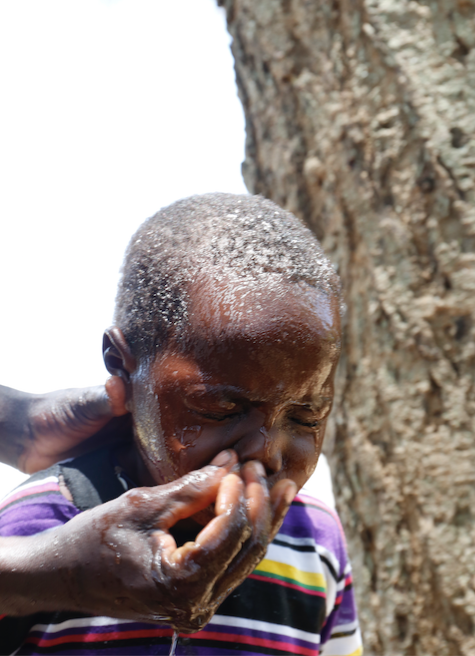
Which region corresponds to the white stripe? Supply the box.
[320,559,337,616]
[316,545,341,579]
[210,614,320,644]
[330,620,359,635]
[275,534,342,582]
[265,537,345,617]
[336,578,347,592]
[0,475,58,503]
[265,541,326,575]
[274,532,317,548]
[31,613,321,645]
[320,626,363,656]
[336,565,353,592]
[30,616,135,634]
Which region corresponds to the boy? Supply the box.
[0,193,362,655]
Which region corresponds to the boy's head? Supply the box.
[104,193,342,501]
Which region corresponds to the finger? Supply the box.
[209,461,271,597]
[178,473,249,563]
[150,450,239,528]
[68,386,115,423]
[105,377,129,417]
[155,472,250,579]
[211,469,295,602]
[241,460,271,533]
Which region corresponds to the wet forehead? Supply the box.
[152,277,342,403]
[186,275,341,346]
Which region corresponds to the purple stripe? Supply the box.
[0,495,80,537]
[0,482,61,512]
[321,589,358,644]
[280,503,347,571]
[19,645,171,656]
[27,618,317,651]
[18,645,256,656]
[204,621,317,650]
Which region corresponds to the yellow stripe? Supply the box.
[254,558,326,590]
[343,647,363,656]
[329,647,363,656]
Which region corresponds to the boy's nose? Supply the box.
[234,416,283,476]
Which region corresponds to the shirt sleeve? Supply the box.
[0,471,80,537]
[319,559,363,656]
[295,494,363,656]
[0,471,81,652]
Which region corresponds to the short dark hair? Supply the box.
[114,193,342,359]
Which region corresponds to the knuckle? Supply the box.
[123,487,153,507]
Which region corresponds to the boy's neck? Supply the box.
[113,441,158,488]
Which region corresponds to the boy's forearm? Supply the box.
[0,533,67,616]
[0,385,35,469]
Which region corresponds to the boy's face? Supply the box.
[129,278,341,501]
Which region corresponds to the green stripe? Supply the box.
[255,569,326,593]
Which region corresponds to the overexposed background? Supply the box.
[0,0,333,506]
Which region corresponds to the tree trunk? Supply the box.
[219,0,475,653]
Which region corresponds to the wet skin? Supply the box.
[96,278,342,630]
[0,283,341,631]
[117,279,341,518]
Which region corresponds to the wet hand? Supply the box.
[42,450,296,631]
[17,378,130,473]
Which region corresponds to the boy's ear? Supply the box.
[103,327,137,381]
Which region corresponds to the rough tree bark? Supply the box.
[218,1,475,653]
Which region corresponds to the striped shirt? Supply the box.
[0,449,362,655]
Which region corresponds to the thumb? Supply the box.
[105,377,129,417]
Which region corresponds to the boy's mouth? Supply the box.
[170,505,216,546]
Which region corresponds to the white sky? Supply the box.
[0,0,334,506]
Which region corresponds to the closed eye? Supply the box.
[198,410,240,422]
[291,417,320,428]
[184,395,240,422]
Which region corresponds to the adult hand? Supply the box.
[1,450,296,632]
[0,380,130,474]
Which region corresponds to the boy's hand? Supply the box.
[0,381,130,474]
[7,450,296,631]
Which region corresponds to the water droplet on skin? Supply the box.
[178,425,202,450]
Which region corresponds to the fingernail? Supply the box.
[211,450,233,467]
